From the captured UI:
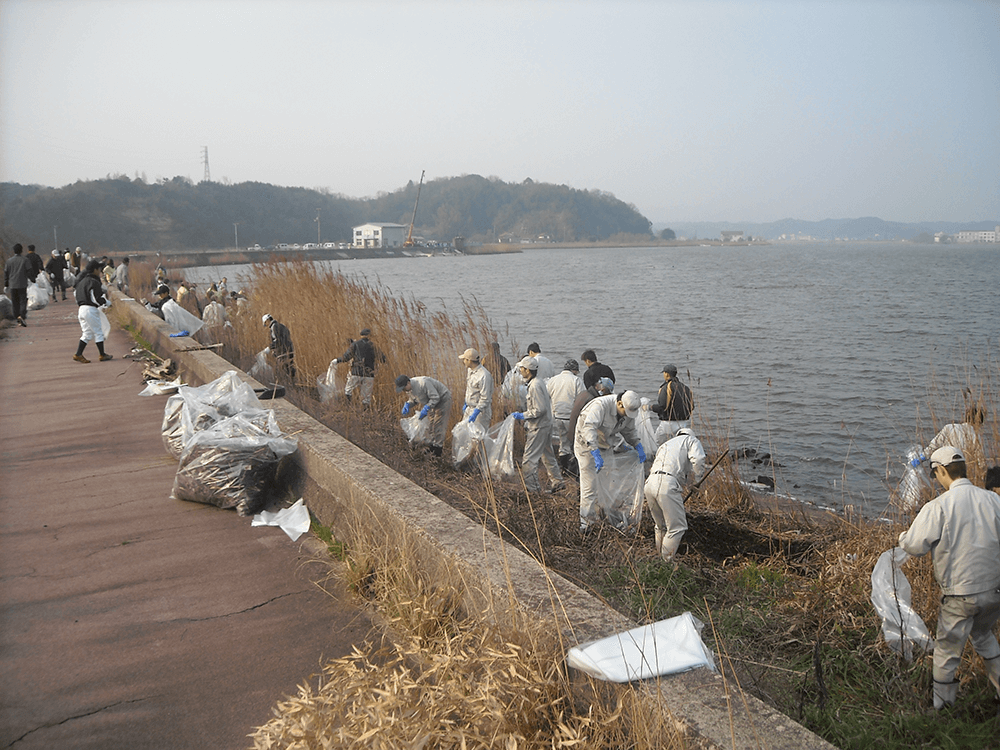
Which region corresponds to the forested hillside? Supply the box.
[0,174,652,253]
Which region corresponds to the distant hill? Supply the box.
[0,175,652,253]
[656,217,1000,242]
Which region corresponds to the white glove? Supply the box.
[332,359,338,365]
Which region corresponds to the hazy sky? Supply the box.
[2,0,997,224]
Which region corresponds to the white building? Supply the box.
[353,222,407,248]
[956,226,999,243]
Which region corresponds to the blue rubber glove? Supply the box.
[511,412,525,421]
[418,404,431,420]
[462,402,468,413]
[401,402,412,416]
[635,442,647,463]
[468,408,481,423]
[910,455,926,468]
[591,449,604,473]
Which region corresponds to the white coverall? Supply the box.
[643,428,706,561]
[405,376,452,448]
[521,375,562,492]
[898,478,1000,708]
[574,394,640,528]
[546,368,585,457]
[924,423,984,475]
[464,363,494,428]
[531,354,557,381]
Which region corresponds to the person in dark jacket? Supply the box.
[46,250,69,302]
[581,349,615,390]
[262,313,296,382]
[650,365,694,444]
[25,245,44,282]
[333,328,384,406]
[73,259,113,363]
[146,284,172,319]
[4,243,31,326]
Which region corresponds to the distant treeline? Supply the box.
[0,174,653,254]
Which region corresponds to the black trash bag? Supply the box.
[170,413,298,516]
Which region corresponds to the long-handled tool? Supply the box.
[683,449,730,502]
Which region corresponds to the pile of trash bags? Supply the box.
[159,371,298,516]
[27,274,52,310]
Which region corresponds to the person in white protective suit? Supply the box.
[915,404,987,479]
[898,446,1000,711]
[547,359,585,476]
[573,391,647,532]
[511,357,564,494]
[526,342,557,380]
[395,374,452,457]
[460,347,494,428]
[643,426,706,562]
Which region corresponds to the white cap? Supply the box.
[620,390,641,418]
[261,314,272,325]
[460,347,481,362]
[929,446,964,469]
[517,356,538,371]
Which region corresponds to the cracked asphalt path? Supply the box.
[0,302,374,749]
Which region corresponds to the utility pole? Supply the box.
[233,222,239,251]
[315,209,321,245]
[53,226,58,250]
[202,147,211,182]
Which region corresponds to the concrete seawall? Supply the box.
[116,292,837,750]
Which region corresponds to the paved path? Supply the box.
[0,301,373,749]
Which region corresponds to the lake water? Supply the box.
[186,242,1000,516]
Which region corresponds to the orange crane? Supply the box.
[403,170,425,247]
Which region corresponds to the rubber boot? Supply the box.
[933,680,959,710]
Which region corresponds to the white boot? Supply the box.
[654,527,664,553]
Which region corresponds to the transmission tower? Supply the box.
[202,146,211,182]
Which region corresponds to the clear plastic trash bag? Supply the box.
[161,298,204,335]
[316,358,341,403]
[451,418,487,467]
[27,279,49,310]
[481,414,518,479]
[171,412,298,517]
[401,413,431,445]
[0,294,13,320]
[161,371,264,458]
[896,445,931,512]
[248,348,275,385]
[870,547,933,660]
[500,370,527,412]
[635,398,658,454]
[596,448,645,531]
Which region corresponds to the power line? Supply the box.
[202,146,210,182]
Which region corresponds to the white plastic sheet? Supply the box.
[596,449,645,531]
[139,378,184,396]
[870,547,933,660]
[567,612,715,682]
[252,498,311,541]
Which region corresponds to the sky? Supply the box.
[1,0,998,224]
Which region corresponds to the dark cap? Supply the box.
[156,284,170,295]
[85,259,102,275]
[394,374,410,391]
[360,328,371,336]
[563,359,579,372]
[663,365,678,376]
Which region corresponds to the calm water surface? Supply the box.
[188,242,1000,515]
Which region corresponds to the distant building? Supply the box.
[956,226,999,243]
[720,230,745,242]
[353,222,407,248]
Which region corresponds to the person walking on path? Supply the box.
[461,347,494,428]
[511,357,564,494]
[395,374,452,457]
[73,259,113,363]
[644,426,706,562]
[4,243,31,326]
[650,365,694,445]
[262,314,296,382]
[46,249,69,302]
[574,391,646,532]
[115,256,131,295]
[24,244,44,283]
[547,359,585,476]
[333,328,384,406]
[898,446,1000,711]
[581,349,615,390]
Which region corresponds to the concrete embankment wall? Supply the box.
[114,292,837,750]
